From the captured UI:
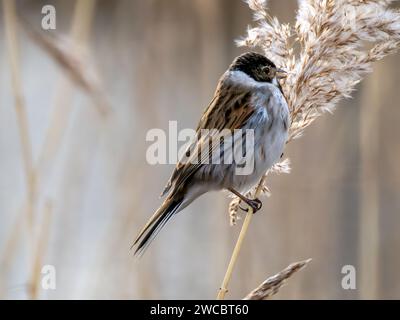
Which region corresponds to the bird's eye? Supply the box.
[261,66,269,72]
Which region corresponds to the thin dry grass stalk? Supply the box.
[27,201,53,299]
[34,0,98,193]
[0,204,26,298]
[219,0,400,300]
[217,176,267,300]
[2,0,37,249]
[1,0,36,297]
[243,259,312,300]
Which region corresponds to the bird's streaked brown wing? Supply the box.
[161,75,258,197]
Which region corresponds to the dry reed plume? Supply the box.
[230,0,400,221]
[218,0,400,299]
[243,259,311,300]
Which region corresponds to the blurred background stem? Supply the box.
[36,0,97,193]
[2,0,35,234]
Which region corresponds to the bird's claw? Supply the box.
[248,198,262,213]
[238,198,262,214]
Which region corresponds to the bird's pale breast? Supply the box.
[225,80,289,193]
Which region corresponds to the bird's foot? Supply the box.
[248,198,262,213]
[239,198,262,214]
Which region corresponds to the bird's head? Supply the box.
[229,52,286,83]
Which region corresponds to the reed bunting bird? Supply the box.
[132,52,289,254]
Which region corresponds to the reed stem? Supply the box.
[216,176,267,300]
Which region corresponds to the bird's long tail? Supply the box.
[131,195,184,255]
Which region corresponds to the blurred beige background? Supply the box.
[0,0,399,299]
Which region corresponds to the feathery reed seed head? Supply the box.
[229,0,400,221]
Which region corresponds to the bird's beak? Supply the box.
[275,68,287,79]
